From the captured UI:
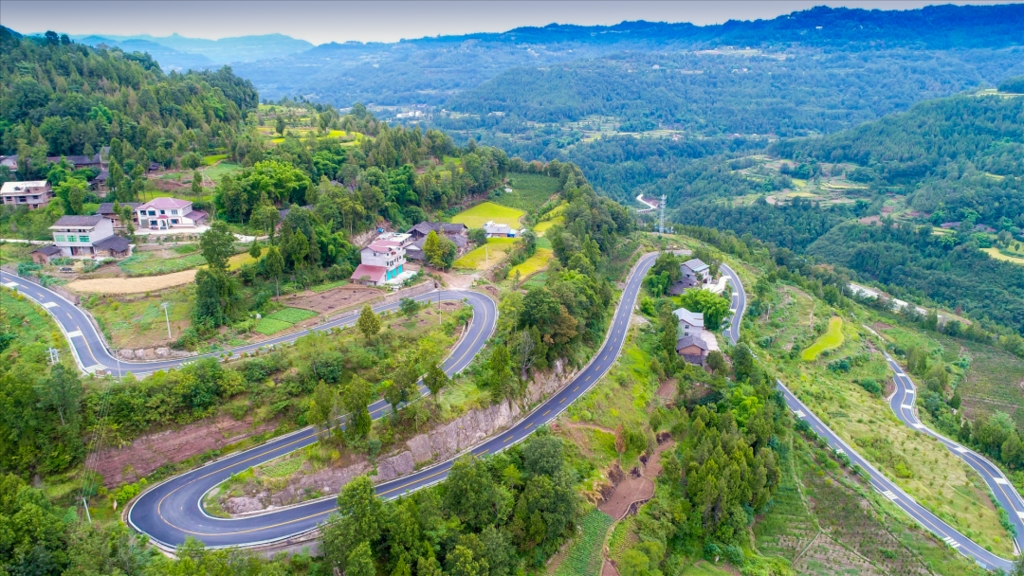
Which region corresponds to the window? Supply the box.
[148,210,156,216]
[171,210,178,215]
[55,235,64,242]
[171,219,179,224]
[159,210,165,215]
[79,236,89,243]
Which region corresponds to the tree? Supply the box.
[248,240,261,260]
[732,343,755,382]
[424,362,450,410]
[484,344,518,401]
[36,364,82,428]
[193,268,239,328]
[250,202,280,240]
[321,476,384,571]
[706,350,727,374]
[357,304,381,341]
[678,289,732,330]
[191,170,203,195]
[469,228,488,246]
[199,221,235,271]
[423,230,458,270]
[308,381,338,439]
[275,116,286,135]
[54,177,87,215]
[399,297,419,319]
[264,245,285,296]
[343,375,373,439]
[347,542,376,576]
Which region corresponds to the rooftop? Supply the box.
[52,215,104,228]
[97,202,140,214]
[681,258,709,273]
[351,263,387,283]
[93,235,131,252]
[673,307,705,328]
[1,180,49,194]
[138,197,192,210]
[676,335,709,351]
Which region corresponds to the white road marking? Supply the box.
[3,281,18,288]
[883,490,898,500]
[67,330,83,338]
[912,423,925,429]
[954,446,967,453]
[901,404,914,410]
[995,478,1009,485]
[942,536,961,549]
[1017,511,1024,521]
[835,448,845,455]
[794,410,805,418]
[42,301,57,308]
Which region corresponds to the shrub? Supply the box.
[858,378,881,395]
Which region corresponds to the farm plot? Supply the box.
[276,283,383,314]
[532,216,563,236]
[451,202,525,229]
[69,270,197,294]
[552,509,614,576]
[255,307,318,336]
[801,316,844,361]
[508,248,553,279]
[492,173,560,212]
[453,238,516,271]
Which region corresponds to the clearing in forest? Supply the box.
[451,202,525,229]
[801,317,844,361]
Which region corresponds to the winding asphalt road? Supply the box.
[12,256,1015,568]
[0,269,492,376]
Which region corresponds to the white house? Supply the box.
[136,197,208,231]
[351,233,411,286]
[673,307,704,337]
[49,215,131,258]
[680,258,710,284]
[1,180,52,210]
[483,220,518,238]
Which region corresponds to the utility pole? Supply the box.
[82,497,92,523]
[48,348,59,365]
[161,302,172,339]
[435,281,441,324]
[659,194,666,235]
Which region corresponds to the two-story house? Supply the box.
[673,307,704,337]
[97,202,141,230]
[49,215,131,258]
[136,197,208,231]
[351,233,412,286]
[1,180,53,210]
[405,222,470,261]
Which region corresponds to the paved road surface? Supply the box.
[0,269,491,376]
[719,264,745,346]
[125,252,660,549]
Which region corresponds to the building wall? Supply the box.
[52,219,115,255]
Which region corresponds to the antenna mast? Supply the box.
[659,194,666,234]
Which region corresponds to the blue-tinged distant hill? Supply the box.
[70,32,313,70]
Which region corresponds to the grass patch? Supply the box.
[508,248,553,279]
[201,162,243,184]
[453,238,517,270]
[983,247,1024,266]
[553,509,614,576]
[172,244,200,255]
[119,251,206,277]
[265,307,317,324]
[492,173,561,212]
[533,216,563,236]
[202,154,228,166]
[451,202,525,229]
[679,562,734,576]
[309,280,348,293]
[254,318,292,336]
[801,316,844,361]
[84,286,194,348]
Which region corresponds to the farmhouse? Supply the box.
[30,245,63,265]
[676,335,709,366]
[483,220,518,238]
[97,202,141,230]
[669,258,713,295]
[405,222,470,261]
[673,307,704,337]
[136,197,208,231]
[351,233,411,286]
[1,180,53,209]
[49,215,132,258]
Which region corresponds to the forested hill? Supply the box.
[0,26,257,175]
[232,4,1024,105]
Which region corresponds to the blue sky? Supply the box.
[0,1,1017,44]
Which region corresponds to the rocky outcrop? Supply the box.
[118,347,195,360]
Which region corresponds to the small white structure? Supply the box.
[50,215,131,258]
[351,233,412,286]
[136,197,208,230]
[483,220,518,238]
[1,180,52,209]
[680,258,710,284]
[673,307,704,337]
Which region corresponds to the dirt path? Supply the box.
[599,440,674,520]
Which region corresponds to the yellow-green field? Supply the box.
[801,316,845,361]
[508,248,553,279]
[533,216,564,236]
[453,238,516,270]
[451,202,525,229]
[983,247,1024,266]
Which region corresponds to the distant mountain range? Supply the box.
[69,32,313,70]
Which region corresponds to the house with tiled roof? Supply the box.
[135,197,207,231]
[49,215,131,258]
[351,233,412,286]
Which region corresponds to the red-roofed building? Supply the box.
[351,233,412,286]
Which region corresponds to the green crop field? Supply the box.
[202,154,228,166]
[801,317,845,361]
[492,173,561,212]
[265,307,317,324]
[508,248,553,279]
[553,509,614,576]
[453,237,517,270]
[201,162,243,184]
[533,216,563,236]
[119,251,206,277]
[451,202,525,229]
[254,318,292,336]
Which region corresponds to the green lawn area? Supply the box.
[492,173,561,212]
[451,202,525,229]
[255,307,318,335]
[202,154,228,166]
[553,509,614,576]
[982,247,1024,266]
[309,279,349,293]
[801,316,845,361]
[679,562,734,576]
[508,248,553,279]
[201,162,243,184]
[119,251,206,277]
[533,216,564,236]
[452,238,517,270]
